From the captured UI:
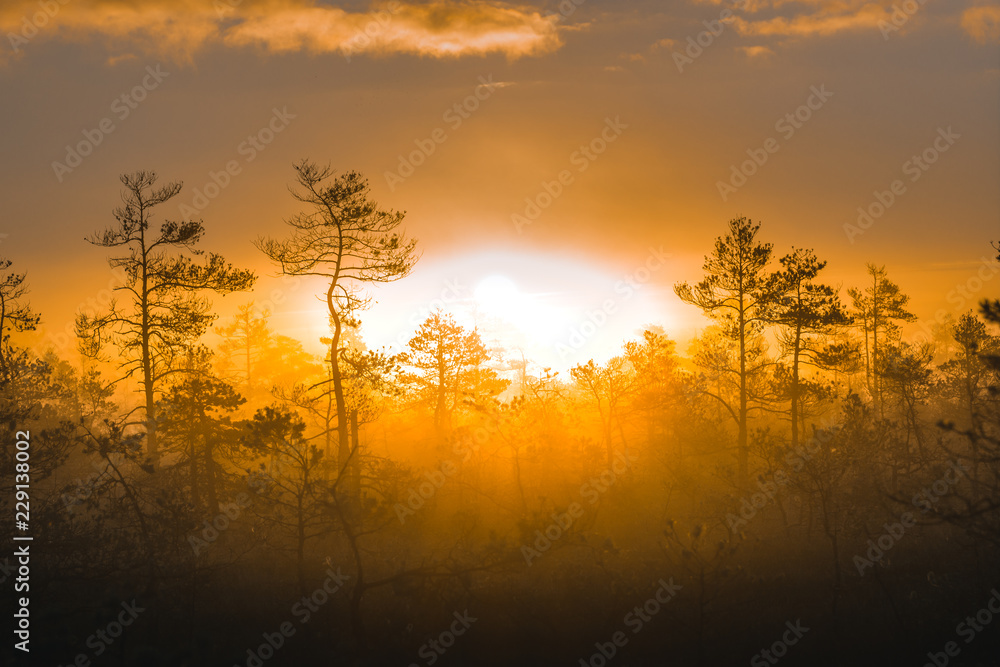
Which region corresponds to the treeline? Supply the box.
[1,168,999,666]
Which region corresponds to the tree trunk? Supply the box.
[872,272,882,418]
[791,322,802,450]
[350,409,361,497]
[204,439,219,515]
[738,300,749,487]
[140,224,158,468]
[0,299,8,378]
[434,344,447,433]
[245,333,252,388]
[327,283,353,498]
[189,437,201,511]
[297,491,307,596]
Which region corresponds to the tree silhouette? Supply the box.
[403,311,507,433]
[675,217,775,485]
[939,312,998,431]
[244,405,329,595]
[214,302,273,392]
[571,356,635,470]
[879,342,935,459]
[624,329,684,456]
[980,241,1000,373]
[159,348,247,514]
[847,264,915,417]
[0,257,40,380]
[768,248,849,449]
[255,161,417,492]
[77,171,256,466]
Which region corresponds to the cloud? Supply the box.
[2,1,222,64]
[651,37,678,50]
[227,1,561,59]
[732,3,895,39]
[690,0,973,40]
[620,36,676,63]
[0,0,562,65]
[961,4,1000,43]
[739,44,775,58]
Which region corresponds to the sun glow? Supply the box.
[474,275,521,319]
[354,251,685,372]
[471,274,566,345]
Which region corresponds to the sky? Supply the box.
[1,0,998,371]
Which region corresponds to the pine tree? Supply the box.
[847,264,915,417]
[255,161,417,492]
[403,311,508,433]
[675,217,776,485]
[77,171,256,466]
[768,248,849,448]
[0,257,40,380]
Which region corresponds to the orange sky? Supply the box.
[2,0,998,370]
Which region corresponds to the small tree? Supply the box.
[879,342,935,459]
[624,329,683,453]
[214,302,273,392]
[404,311,508,433]
[244,405,329,595]
[77,171,256,466]
[570,356,635,470]
[939,312,999,431]
[768,248,849,448]
[159,349,246,514]
[847,264,915,417]
[935,242,1000,547]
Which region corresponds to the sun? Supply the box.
[472,275,567,347]
[474,275,521,318]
